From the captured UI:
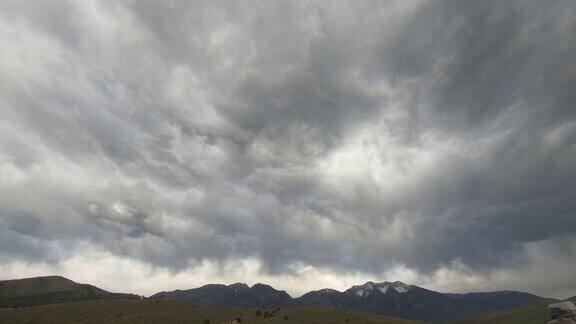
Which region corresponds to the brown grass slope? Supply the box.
[0,276,137,308]
[454,293,575,324]
[0,296,420,324]
[452,301,550,324]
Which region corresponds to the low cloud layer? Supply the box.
[1,0,575,298]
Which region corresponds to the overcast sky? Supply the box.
[1,0,576,299]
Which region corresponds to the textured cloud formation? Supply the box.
[1,0,575,298]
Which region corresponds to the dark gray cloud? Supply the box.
[0,0,575,297]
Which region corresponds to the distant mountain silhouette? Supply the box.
[0,276,138,308]
[156,280,550,322]
[152,282,294,309]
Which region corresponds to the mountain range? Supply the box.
[1,276,571,323]
[153,280,549,322]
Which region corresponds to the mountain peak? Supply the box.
[347,280,411,297]
[347,282,379,297]
[227,283,249,292]
[390,281,410,293]
[250,283,288,294]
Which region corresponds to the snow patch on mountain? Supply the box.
[348,281,411,297]
[349,282,375,297]
[377,284,389,294]
[393,281,409,293]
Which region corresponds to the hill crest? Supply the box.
[0,276,138,308]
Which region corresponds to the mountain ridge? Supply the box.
[152,281,295,309]
[153,279,551,321]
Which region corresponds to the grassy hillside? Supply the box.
[0,276,137,308]
[452,301,552,324]
[0,296,419,323]
[454,293,576,324]
[0,276,80,296]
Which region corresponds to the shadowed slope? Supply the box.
[0,276,138,308]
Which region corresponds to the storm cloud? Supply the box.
[1,0,575,298]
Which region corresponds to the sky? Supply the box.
[0,0,575,299]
